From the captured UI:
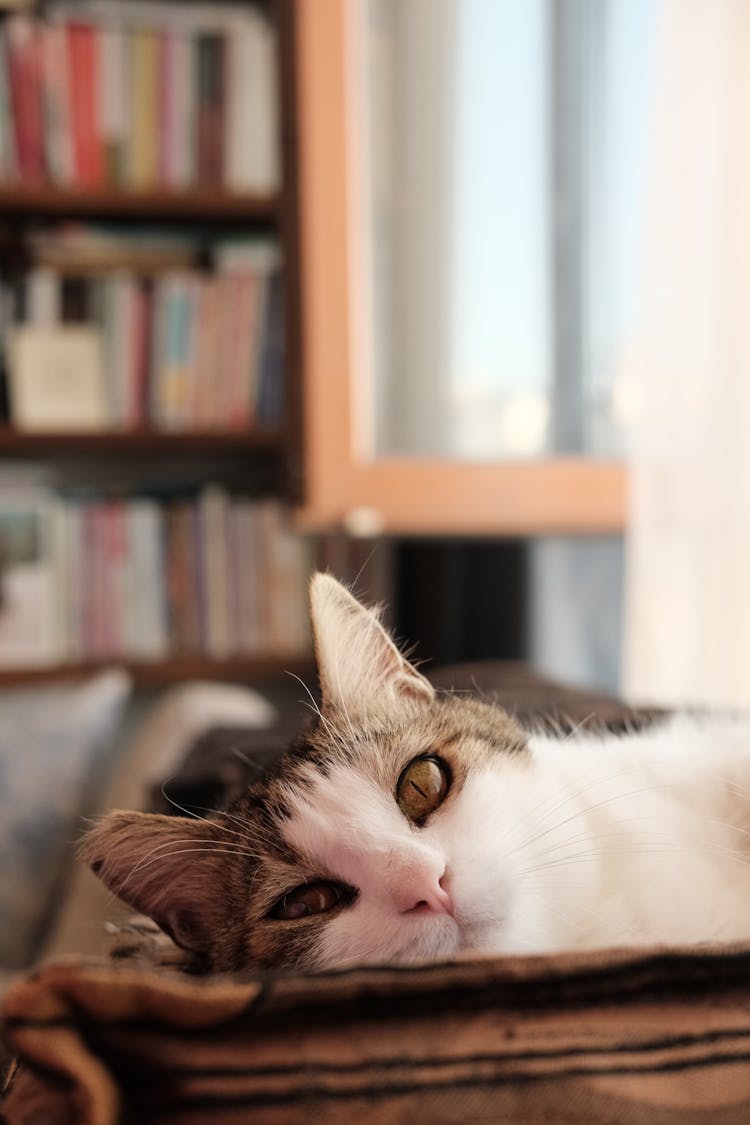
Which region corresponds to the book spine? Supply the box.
[97,275,118,425]
[235,499,262,653]
[26,266,60,327]
[156,30,171,187]
[182,275,200,426]
[195,33,224,186]
[198,484,233,657]
[65,501,84,658]
[0,26,17,181]
[129,27,158,188]
[127,499,168,659]
[164,502,184,651]
[226,271,257,428]
[67,22,103,186]
[193,276,219,427]
[247,12,280,192]
[60,275,89,323]
[40,21,73,186]
[213,273,234,428]
[99,23,127,182]
[224,18,254,190]
[256,267,285,427]
[50,497,71,660]
[6,15,45,182]
[107,499,128,655]
[132,279,152,426]
[148,275,165,426]
[110,272,132,427]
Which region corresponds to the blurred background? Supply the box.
[0,0,746,972]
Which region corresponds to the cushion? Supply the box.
[0,671,131,970]
[40,680,277,964]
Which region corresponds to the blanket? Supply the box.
[4,940,750,1123]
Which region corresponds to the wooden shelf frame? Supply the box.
[0,654,314,688]
[293,0,627,536]
[0,185,279,223]
[0,426,284,458]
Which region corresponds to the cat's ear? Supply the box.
[309,573,434,715]
[82,810,239,963]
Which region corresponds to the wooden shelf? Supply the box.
[0,184,279,223]
[0,654,314,688]
[0,426,284,458]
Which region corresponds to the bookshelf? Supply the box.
[0,0,312,686]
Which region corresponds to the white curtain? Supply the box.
[624,0,750,707]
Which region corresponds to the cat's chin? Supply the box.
[316,914,462,970]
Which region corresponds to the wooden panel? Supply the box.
[0,185,278,222]
[295,0,354,511]
[0,655,313,688]
[0,427,283,458]
[296,458,626,536]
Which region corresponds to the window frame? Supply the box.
[292,0,626,536]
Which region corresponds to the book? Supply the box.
[40,20,73,185]
[167,27,195,188]
[0,481,312,666]
[164,500,194,653]
[195,33,224,186]
[129,27,158,188]
[25,266,60,326]
[67,22,102,185]
[126,498,168,659]
[0,2,280,191]
[6,14,44,181]
[6,324,107,431]
[99,23,128,181]
[0,26,17,180]
[198,484,233,657]
[257,267,285,427]
[243,9,280,193]
[5,232,284,432]
[232,498,263,653]
[0,483,61,667]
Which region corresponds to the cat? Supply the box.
[85,573,750,973]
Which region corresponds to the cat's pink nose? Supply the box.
[403,873,454,917]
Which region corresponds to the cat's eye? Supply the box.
[397,756,450,823]
[269,881,345,921]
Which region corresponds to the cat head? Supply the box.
[85,574,532,973]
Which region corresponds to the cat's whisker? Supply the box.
[509,774,671,857]
[559,712,598,743]
[285,671,336,739]
[230,746,267,777]
[122,843,264,885]
[496,765,647,852]
[156,789,252,843]
[521,885,611,937]
[332,645,357,744]
[516,837,750,881]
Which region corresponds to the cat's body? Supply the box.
[86,576,750,973]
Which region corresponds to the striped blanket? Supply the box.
[4,940,750,1123]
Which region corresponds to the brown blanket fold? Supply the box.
[5,944,750,1124]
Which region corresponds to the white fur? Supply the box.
[281,714,750,969]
